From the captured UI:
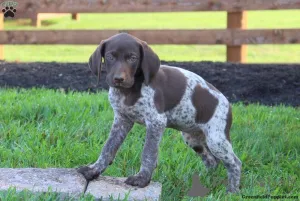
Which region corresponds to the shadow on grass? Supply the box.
[4,18,60,27]
[41,19,58,26]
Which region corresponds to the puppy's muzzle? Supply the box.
[113,75,125,84]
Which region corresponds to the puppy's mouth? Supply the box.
[106,76,134,88]
[113,83,125,88]
[111,81,133,89]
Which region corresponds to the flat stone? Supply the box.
[86,176,162,201]
[0,168,162,200]
[0,168,86,198]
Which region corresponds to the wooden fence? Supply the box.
[1,0,300,63]
[14,13,78,27]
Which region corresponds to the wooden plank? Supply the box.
[16,0,300,15]
[0,13,3,60]
[71,13,79,21]
[0,29,300,45]
[15,13,69,19]
[31,13,41,27]
[226,11,247,63]
[31,13,70,27]
[39,13,70,20]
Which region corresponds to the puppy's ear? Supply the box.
[139,41,160,86]
[88,40,106,84]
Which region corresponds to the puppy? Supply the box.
[78,33,242,193]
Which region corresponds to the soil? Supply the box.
[0,61,299,107]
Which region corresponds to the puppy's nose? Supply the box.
[114,76,124,83]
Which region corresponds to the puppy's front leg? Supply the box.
[125,122,165,188]
[78,113,133,181]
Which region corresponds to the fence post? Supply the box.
[72,13,79,20]
[0,13,3,60]
[226,11,247,63]
[32,13,41,27]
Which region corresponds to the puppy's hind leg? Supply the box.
[182,131,220,169]
[205,128,242,193]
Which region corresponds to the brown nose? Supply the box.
[114,76,124,83]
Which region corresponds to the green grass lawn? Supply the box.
[3,10,300,63]
[0,88,299,200]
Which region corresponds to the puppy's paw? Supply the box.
[125,172,151,188]
[77,166,100,181]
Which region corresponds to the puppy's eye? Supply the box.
[106,54,115,61]
[128,55,137,63]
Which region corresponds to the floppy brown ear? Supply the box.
[140,41,160,86]
[88,40,106,84]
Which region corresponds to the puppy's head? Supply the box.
[88,33,160,88]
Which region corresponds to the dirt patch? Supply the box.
[0,61,299,106]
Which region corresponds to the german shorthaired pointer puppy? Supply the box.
[78,33,242,193]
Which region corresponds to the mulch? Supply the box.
[0,61,299,106]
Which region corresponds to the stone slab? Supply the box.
[86,176,162,201]
[0,168,86,197]
[0,168,162,200]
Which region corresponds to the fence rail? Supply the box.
[16,0,300,13]
[1,0,300,63]
[0,29,299,45]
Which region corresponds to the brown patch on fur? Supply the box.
[123,90,142,106]
[225,105,232,142]
[150,66,187,113]
[202,82,231,141]
[192,85,219,123]
[121,68,144,106]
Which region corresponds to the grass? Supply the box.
[0,88,299,200]
[3,10,300,63]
